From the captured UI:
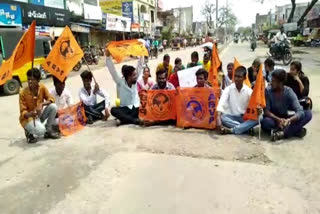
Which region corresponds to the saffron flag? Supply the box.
[232,57,251,88]
[58,102,87,136]
[42,26,84,82]
[107,39,149,63]
[0,21,36,85]
[176,87,219,129]
[139,89,177,122]
[243,65,266,121]
[208,43,221,89]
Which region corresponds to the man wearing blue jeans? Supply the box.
[216,66,260,135]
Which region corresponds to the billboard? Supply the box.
[0,3,22,27]
[100,0,122,16]
[106,13,131,32]
[84,0,98,6]
[122,1,133,22]
[84,3,102,20]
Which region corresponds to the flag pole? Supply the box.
[83,57,97,84]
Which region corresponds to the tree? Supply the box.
[201,0,215,31]
[297,0,319,25]
[237,26,252,36]
[256,0,319,25]
[217,7,238,28]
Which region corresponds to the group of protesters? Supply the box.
[19,46,312,143]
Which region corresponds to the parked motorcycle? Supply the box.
[268,40,292,65]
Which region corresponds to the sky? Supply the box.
[162,0,310,27]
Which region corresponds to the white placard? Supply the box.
[178,65,203,88]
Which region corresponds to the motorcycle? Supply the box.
[268,40,292,65]
[251,40,257,51]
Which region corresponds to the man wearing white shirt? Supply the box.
[50,76,73,110]
[105,49,144,125]
[216,66,259,135]
[79,70,110,124]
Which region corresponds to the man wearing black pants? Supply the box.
[105,48,144,125]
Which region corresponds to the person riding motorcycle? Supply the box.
[270,26,288,56]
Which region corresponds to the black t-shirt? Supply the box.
[247,66,255,83]
[285,72,310,99]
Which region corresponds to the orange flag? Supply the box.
[176,87,219,129]
[139,89,177,122]
[58,102,87,136]
[0,21,36,85]
[42,26,83,82]
[243,65,266,121]
[107,39,149,63]
[232,57,251,88]
[208,43,221,89]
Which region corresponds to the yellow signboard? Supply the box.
[100,0,123,16]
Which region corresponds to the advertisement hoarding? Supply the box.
[0,3,22,27]
[30,0,45,6]
[45,0,65,9]
[84,3,102,20]
[122,1,133,22]
[106,13,131,32]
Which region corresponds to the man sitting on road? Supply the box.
[216,66,260,135]
[19,68,60,144]
[264,57,282,83]
[50,76,73,110]
[105,48,144,126]
[194,68,211,88]
[187,51,202,68]
[79,70,110,124]
[156,54,173,78]
[152,69,176,90]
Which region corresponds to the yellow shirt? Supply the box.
[156,63,173,78]
[19,83,55,127]
[201,60,211,72]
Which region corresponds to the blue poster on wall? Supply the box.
[30,0,45,6]
[122,2,133,22]
[0,3,22,26]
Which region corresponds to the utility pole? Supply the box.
[216,0,218,38]
[225,0,228,43]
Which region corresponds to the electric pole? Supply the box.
[216,0,218,38]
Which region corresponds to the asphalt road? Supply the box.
[0,41,319,214]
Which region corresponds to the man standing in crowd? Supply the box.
[19,68,60,143]
[79,70,110,124]
[216,66,260,135]
[187,51,202,68]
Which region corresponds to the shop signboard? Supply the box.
[0,3,22,27]
[45,0,65,9]
[122,1,133,22]
[21,3,69,26]
[84,3,102,20]
[100,0,122,16]
[106,13,131,32]
[30,0,45,6]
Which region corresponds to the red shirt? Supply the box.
[168,73,179,88]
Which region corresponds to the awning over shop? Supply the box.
[70,22,91,33]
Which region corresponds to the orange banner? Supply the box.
[58,102,87,136]
[176,88,219,129]
[232,57,251,88]
[208,43,221,89]
[42,26,84,82]
[139,90,177,122]
[243,65,266,121]
[0,21,35,85]
[107,39,149,63]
